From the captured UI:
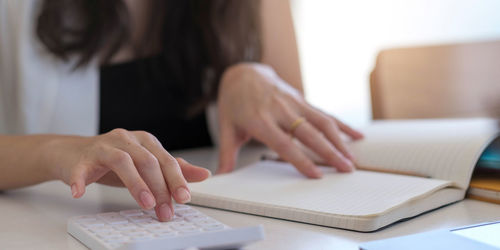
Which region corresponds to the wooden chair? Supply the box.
[370,40,500,119]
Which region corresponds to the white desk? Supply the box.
[1,146,499,249]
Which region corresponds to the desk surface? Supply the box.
[1,146,499,250]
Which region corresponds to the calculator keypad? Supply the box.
[72,205,228,249]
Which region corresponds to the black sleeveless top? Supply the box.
[99,54,213,151]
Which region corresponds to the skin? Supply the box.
[216,63,363,178]
[216,0,364,176]
[0,131,211,222]
[0,0,363,221]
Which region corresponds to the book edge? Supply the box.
[189,187,464,232]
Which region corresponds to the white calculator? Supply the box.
[67,204,264,250]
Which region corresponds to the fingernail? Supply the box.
[344,158,355,171]
[158,203,172,221]
[311,166,323,178]
[175,187,191,203]
[313,171,323,178]
[71,184,78,198]
[140,191,156,209]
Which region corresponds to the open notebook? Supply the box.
[188,119,499,232]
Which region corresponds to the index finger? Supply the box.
[134,132,190,204]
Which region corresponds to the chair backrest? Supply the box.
[370,40,500,120]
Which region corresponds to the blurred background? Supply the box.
[291,0,500,126]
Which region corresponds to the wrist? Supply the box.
[37,136,64,182]
[219,63,270,100]
[221,63,266,84]
[38,135,86,183]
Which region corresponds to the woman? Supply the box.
[0,0,363,222]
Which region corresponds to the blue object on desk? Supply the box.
[359,221,500,250]
[476,137,500,171]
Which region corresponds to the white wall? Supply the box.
[292,0,500,126]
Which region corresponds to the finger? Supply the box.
[292,121,354,172]
[177,158,211,182]
[135,132,191,205]
[217,121,242,174]
[98,147,156,210]
[248,117,322,178]
[69,164,88,199]
[331,115,364,140]
[117,141,173,222]
[302,108,356,161]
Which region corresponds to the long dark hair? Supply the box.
[36,0,262,113]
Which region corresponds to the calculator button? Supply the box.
[136,220,161,228]
[128,215,153,223]
[168,222,193,229]
[97,232,123,239]
[103,217,129,225]
[175,209,198,216]
[175,225,199,232]
[146,226,172,234]
[114,224,138,231]
[184,214,208,222]
[123,229,149,237]
[162,215,184,222]
[177,222,195,227]
[120,209,144,217]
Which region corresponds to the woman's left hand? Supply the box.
[216,63,364,178]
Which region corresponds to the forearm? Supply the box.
[0,134,74,190]
[260,0,303,93]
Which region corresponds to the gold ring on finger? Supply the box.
[289,117,306,135]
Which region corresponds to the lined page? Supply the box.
[349,119,498,189]
[189,161,452,217]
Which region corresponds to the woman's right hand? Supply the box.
[44,129,211,222]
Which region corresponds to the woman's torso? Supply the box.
[99,53,213,151]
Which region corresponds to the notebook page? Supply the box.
[349,119,498,189]
[189,161,452,217]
